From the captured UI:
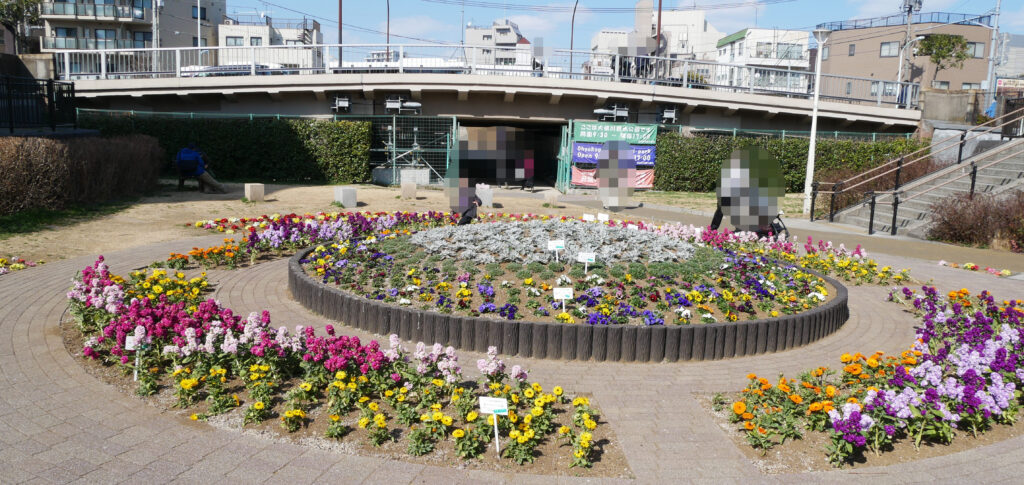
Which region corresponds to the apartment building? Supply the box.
[37,0,226,52]
[818,12,993,92]
[216,16,323,70]
[464,19,531,67]
[714,28,810,92]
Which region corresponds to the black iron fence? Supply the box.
[0,76,76,134]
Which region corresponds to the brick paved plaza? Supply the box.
[1,197,1022,484]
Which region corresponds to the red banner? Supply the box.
[571,167,654,188]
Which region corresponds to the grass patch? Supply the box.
[635,191,805,217]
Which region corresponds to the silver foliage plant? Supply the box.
[409,219,695,264]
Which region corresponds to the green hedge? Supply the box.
[79,115,372,183]
[654,133,928,192]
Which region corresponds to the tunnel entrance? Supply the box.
[456,120,563,187]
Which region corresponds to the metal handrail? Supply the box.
[817,105,1024,196]
[902,143,1024,203]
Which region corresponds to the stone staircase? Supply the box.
[832,138,1024,236]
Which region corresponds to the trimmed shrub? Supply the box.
[928,191,1024,252]
[79,114,372,184]
[653,133,928,194]
[0,135,162,216]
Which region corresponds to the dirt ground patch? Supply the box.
[636,191,806,218]
[2,182,590,264]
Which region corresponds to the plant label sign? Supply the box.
[582,213,596,222]
[627,224,639,231]
[124,336,137,351]
[547,240,565,251]
[479,396,509,415]
[576,252,596,263]
[597,213,609,222]
[553,287,573,300]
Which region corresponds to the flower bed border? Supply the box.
[289,247,850,362]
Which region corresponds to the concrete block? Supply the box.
[244,183,264,202]
[333,186,357,208]
[401,181,417,199]
[476,184,493,208]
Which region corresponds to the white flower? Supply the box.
[399,298,411,305]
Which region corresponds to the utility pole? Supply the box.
[569,0,579,73]
[197,0,202,47]
[386,0,390,60]
[338,0,342,63]
[656,0,663,54]
[898,0,921,84]
[985,0,1001,98]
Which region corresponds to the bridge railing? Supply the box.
[53,43,919,109]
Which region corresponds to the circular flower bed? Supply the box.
[409,219,695,264]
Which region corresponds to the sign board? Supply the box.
[547,240,565,251]
[582,213,596,222]
[124,336,137,351]
[577,252,596,263]
[553,287,574,300]
[571,142,657,166]
[597,213,609,222]
[627,224,639,231]
[573,121,658,144]
[479,396,509,415]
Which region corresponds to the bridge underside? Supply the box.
[75,74,920,132]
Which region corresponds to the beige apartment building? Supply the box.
[818,12,993,92]
[37,0,226,52]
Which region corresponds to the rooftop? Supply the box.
[816,12,993,32]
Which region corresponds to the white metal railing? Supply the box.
[54,43,921,109]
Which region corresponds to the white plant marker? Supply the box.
[582,213,596,222]
[125,336,139,382]
[479,396,509,455]
[553,287,573,312]
[597,213,609,222]
[577,252,596,274]
[547,239,564,263]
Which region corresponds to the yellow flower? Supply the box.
[452,429,466,439]
[368,402,379,412]
[335,371,347,380]
[253,401,265,410]
[466,411,478,422]
[190,414,199,421]
[553,386,563,396]
[329,414,340,422]
[358,417,370,428]
[584,419,597,430]
[300,382,313,392]
[523,389,535,399]
[531,407,543,417]
[558,425,570,435]
[441,415,453,426]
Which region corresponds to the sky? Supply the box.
[224,0,1022,48]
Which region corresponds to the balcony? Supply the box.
[40,3,150,23]
[42,37,151,50]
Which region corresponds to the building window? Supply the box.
[250,37,262,46]
[848,44,855,56]
[192,37,207,47]
[191,6,206,20]
[966,42,985,58]
[704,19,708,32]
[931,80,949,90]
[132,31,151,48]
[483,34,492,41]
[225,36,243,46]
[846,81,852,95]
[821,46,829,60]
[737,41,744,55]
[880,41,899,57]
[777,43,801,60]
[962,82,981,90]
[55,27,77,38]
[755,42,772,58]
[286,40,301,45]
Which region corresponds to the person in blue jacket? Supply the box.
[175,143,228,193]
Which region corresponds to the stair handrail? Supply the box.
[854,137,1024,204]
[901,141,1024,203]
[817,105,1024,196]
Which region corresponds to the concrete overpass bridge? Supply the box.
[59,44,922,132]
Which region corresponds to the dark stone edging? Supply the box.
[288,248,850,362]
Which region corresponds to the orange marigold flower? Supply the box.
[732,401,747,415]
[840,353,853,363]
[847,397,859,404]
[825,385,837,398]
[758,378,769,385]
[757,427,767,435]
[866,358,880,368]
[844,363,863,375]
[744,421,755,430]
[741,412,754,420]
[789,394,803,405]
[808,402,824,412]
[746,373,757,380]
[779,384,792,393]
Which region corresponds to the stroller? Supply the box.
[711,206,790,240]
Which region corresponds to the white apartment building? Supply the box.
[37,0,225,52]
[714,28,810,92]
[217,16,323,70]
[464,19,532,68]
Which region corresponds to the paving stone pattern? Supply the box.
[2,228,1024,484]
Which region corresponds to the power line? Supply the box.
[420,0,797,12]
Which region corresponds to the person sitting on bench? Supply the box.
[175,143,228,193]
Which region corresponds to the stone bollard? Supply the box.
[476,184,493,208]
[244,183,264,202]
[544,192,559,207]
[333,186,357,208]
[401,181,417,199]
